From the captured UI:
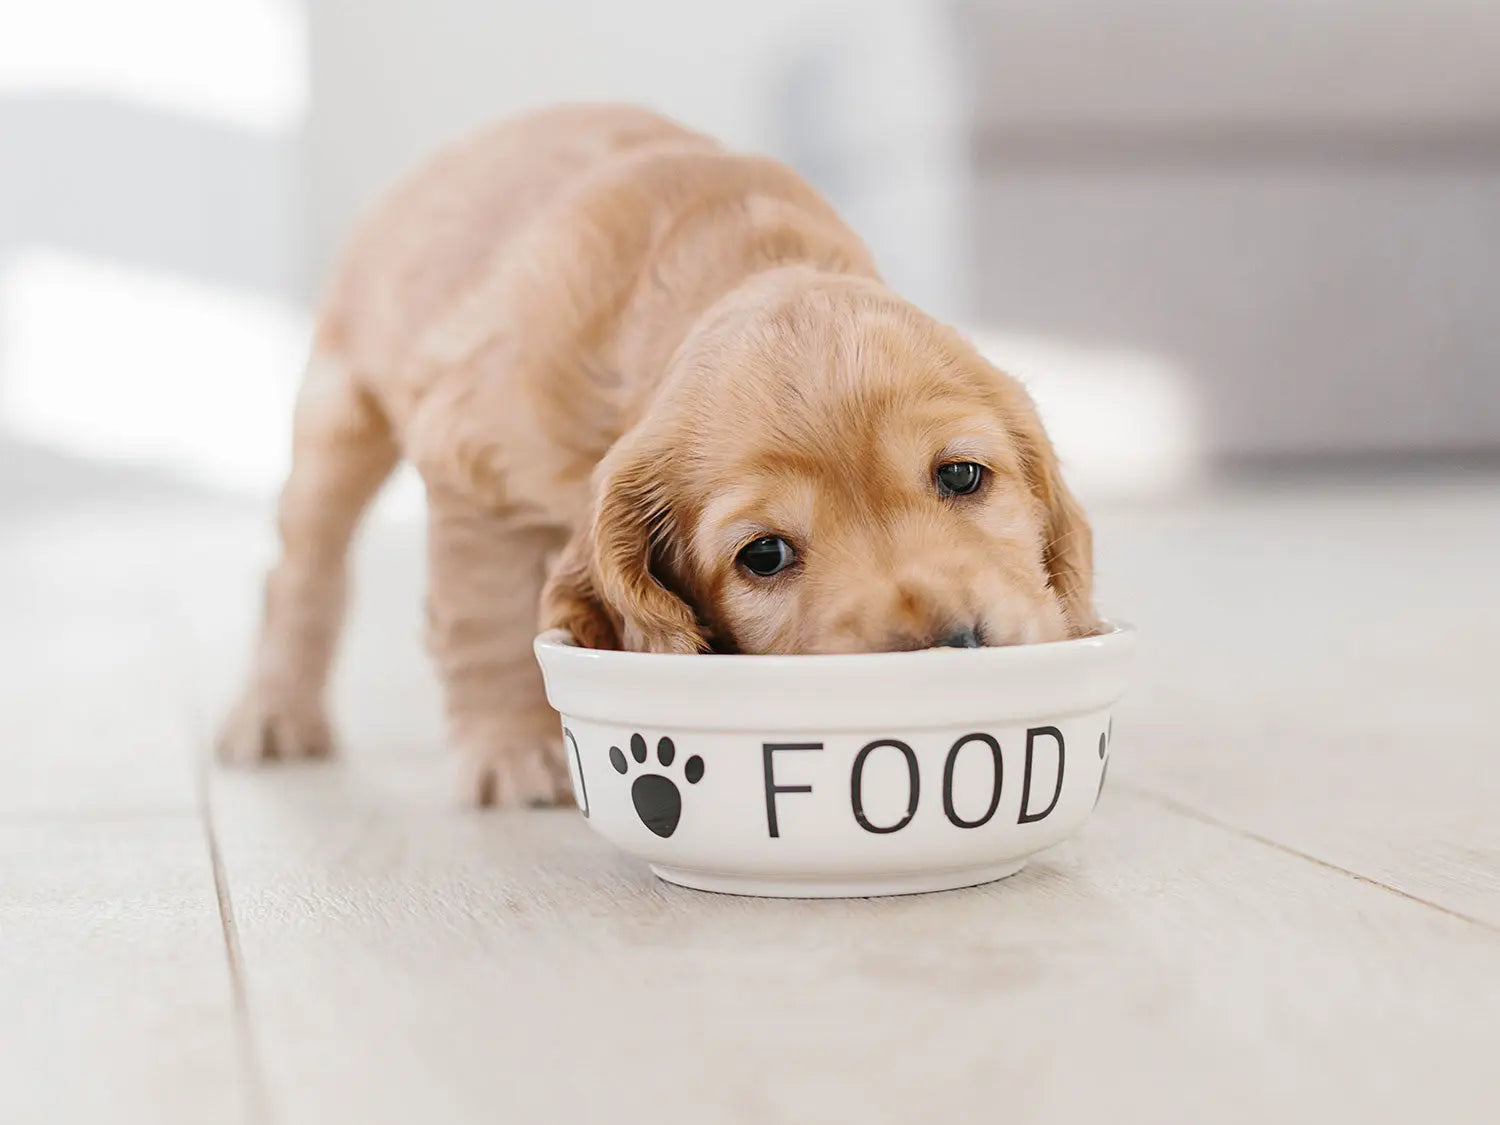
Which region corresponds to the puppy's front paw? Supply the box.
[216,687,335,765]
[454,724,572,808]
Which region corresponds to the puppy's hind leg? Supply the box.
[217,352,397,763]
[424,486,571,808]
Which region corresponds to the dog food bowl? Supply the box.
[533,624,1135,898]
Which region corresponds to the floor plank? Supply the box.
[208,762,1500,1125]
[1093,480,1500,925]
[8,475,1496,1123]
[0,508,207,815]
[0,501,255,1122]
[0,816,252,1124]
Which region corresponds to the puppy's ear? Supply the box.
[539,530,621,651]
[1008,393,1099,637]
[539,433,709,654]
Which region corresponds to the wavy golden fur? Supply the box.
[218,105,1096,805]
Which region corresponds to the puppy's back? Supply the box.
[317,105,716,376]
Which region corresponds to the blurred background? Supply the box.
[7,0,1497,516]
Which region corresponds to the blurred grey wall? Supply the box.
[785,0,1500,462]
[305,0,1500,465]
[8,0,1493,494]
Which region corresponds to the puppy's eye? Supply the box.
[936,461,985,497]
[737,535,795,577]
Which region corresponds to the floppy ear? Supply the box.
[539,434,709,654]
[539,529,621,651]
[1008,393,1099,637]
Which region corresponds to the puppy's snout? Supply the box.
[821,571,988,654]
[934,626,982,649]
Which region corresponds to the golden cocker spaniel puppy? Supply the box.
[218,105,1096,806]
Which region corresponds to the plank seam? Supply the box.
[1118,783,1500,936]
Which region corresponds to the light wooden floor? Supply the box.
[3,471,1498,1124]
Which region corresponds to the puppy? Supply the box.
[218,104,1097,806]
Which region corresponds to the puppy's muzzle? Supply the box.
[934,626,983,649]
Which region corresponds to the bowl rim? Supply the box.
[533,622,1137,730]
[534,620,1135,667]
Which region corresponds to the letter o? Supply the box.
[942,733,1003,828]
[850,739,920,834]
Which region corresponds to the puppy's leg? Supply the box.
[424,486,570,808]
[426,489,570,804]
[217,353,397,763]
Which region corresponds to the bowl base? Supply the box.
[649,859,1028,899]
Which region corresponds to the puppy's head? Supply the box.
[542,271,1096,654]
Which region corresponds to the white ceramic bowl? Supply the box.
[533,624,1136,898]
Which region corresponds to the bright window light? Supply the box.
[0,249,429,518]
[0,250,308,493]
[0,0,306,133]
[968,328,1203,499]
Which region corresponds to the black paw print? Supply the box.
[609,733,704,838]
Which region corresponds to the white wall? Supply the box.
[300,0,887,293]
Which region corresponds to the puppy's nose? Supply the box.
[934,626,983,649]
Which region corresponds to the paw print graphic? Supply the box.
[609,733,704,838]
[1093,717,1114,809]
